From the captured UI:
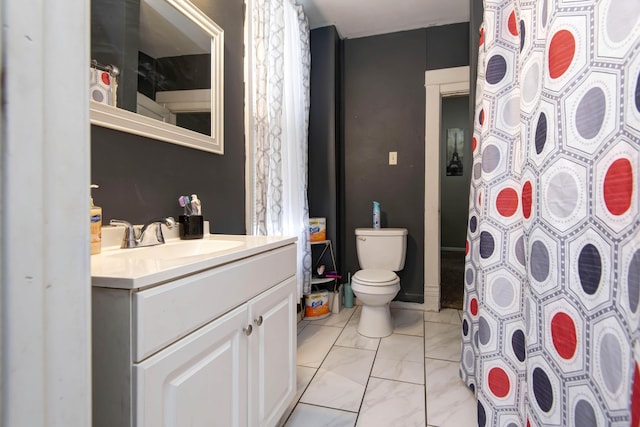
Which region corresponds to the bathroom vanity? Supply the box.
[91,232,297,427]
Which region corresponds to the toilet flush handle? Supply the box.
[358,236,366,241]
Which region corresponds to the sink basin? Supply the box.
[92,232,297,289]
[105,238,245,260]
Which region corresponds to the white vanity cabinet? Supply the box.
[135,301,250,427]
[92,240,297,427]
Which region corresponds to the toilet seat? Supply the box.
[352,269,399,292]
[353,269,398,285]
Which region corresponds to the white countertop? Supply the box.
[91,229,296,290]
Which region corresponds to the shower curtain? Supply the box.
[250,0,312,299]
[461,0,640,425]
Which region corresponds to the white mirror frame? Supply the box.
[90,0,224,154]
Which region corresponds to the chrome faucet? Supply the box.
[109,217,176,248]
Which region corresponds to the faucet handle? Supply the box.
[156,216,176,243]
[109,219,132,228]
[110,217,176,248]
[163,217,176,229]
[140,217,176,244]
[109,219,137,248]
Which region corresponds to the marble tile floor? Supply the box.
[279,306,477,427]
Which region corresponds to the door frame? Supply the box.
[2,0,91,424]
[424,66,470,311]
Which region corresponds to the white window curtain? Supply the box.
[250,0,312,299]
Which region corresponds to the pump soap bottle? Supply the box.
[90,184,102,255]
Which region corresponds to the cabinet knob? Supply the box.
[243,324,253,336]
[254,315,263,326]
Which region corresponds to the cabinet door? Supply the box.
[135,303,250,427]
[248,277,297,427]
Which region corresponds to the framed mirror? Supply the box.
[90,0,224,154]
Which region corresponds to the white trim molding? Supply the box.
[424,66,470,312]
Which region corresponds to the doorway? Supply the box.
[424,66,470,311]
[439,95,471,309]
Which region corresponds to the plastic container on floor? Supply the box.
[304,291,330,320]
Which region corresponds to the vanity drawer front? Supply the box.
[133,244,295,363]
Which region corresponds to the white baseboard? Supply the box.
[424,284,441,312]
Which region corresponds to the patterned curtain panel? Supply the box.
[461,0,640,425]
[90,65,117,106]
[251,0,312,298]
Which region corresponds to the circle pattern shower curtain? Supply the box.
[461,0,640,425]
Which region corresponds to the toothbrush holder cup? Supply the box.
[178,215,204,239]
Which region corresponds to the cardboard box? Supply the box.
[309,217,326,242]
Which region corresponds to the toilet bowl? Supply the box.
[352,227,407,338]
[351,269,400,337]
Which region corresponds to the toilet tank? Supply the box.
[355,228,408,271]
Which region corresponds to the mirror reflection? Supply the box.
[91,0,215,137]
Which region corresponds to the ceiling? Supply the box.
[297,0,470,39]
[139,0,211,58]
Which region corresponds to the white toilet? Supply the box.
[351,228,408,338]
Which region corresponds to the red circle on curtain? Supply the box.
[488,367,511,398]
[631,363,640,427]
[522,181,533,219]
[508,11,518,36]
[101,72,110,86]
[604,158,633,216]
[470,298,478,316]
[472,137,477,152]
[479,27,485,46]
[548,30,576,79]
[551,312,577,359]
[465,240,469,256]
[496,188,519,217]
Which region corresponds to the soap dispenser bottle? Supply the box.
[90,184,102,255]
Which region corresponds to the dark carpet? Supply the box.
[440,250,465,310]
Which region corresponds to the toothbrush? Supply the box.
[191,194,201,215]
[184,195,193,215]
[178,195,190,215]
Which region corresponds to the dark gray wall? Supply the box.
[342,25,469,303]
[308,26,342,271]
[440,95,471,249]
[91,0,140,112]
[470,0,484,130]
[426,23,470,71]
[91,0,246,234]
[343,29,426,303]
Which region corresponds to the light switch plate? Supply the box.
[389,151,397,165]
